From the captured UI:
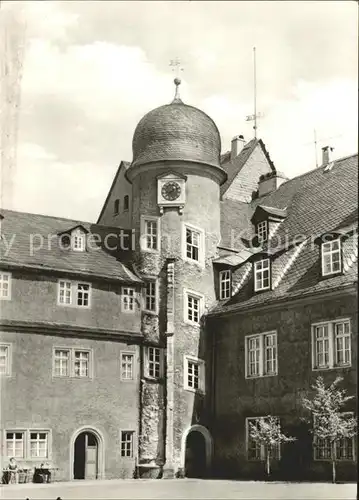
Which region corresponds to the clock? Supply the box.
[161,181,181,201]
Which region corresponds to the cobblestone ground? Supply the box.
[0,478,356,500]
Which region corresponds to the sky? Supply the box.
[0,0,358,222]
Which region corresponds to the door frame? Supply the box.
[180,425,213,476]
[69,426,105,480]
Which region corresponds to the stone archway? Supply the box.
[180,425,213,478]
[69,426,105,480]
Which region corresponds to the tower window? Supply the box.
[124,195,129,211]
[140,216,160,252]
[184,355,205,393]
[184,289,204,325]
[114,199,120,215]
[144,281,158,312]
[183,223,204,265]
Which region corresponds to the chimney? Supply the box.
[321,145,334,166]
[258,171,288,197]
[231,135,246,160]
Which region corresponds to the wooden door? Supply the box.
[85,433,98,479]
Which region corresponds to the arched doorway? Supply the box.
[181,425,213,478]
[70,427,104,480]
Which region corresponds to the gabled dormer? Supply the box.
[58,225,89,252]
[316,225,357,278]
[251,205,287,244]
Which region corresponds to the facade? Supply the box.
[0,79,357,482]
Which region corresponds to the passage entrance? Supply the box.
[73,431,98,479]
[184,430,207,478]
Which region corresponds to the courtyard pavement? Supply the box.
[0,478,356,500]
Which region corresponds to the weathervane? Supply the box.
[245,47,264,139]
[169,57,184,78]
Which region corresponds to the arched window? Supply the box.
[114,199,119,214]
[124,195,129,211]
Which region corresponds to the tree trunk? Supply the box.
[331,442,336,484]
[266,449,271,477]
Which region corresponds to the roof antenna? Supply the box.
[246,47,264,139]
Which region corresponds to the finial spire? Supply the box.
[169,58,184,104]
[172,77,182,103]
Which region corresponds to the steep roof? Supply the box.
[0,209,142,284]
[96,160,130,224]
[220,138,276,197]
[215,153,358,315]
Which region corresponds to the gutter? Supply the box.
[207,282,357,319]
[0,261,143,285]
[0,319,143,343]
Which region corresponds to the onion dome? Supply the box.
[131,78,221,168]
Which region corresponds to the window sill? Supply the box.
[143,309,158,316]
[183,319,201,327]
[312,364,351,371]
[184,386,205,395]
[245,373,278,379]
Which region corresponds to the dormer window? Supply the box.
[322,238,341,276]
[71,229,86,252]
[257,221,268,243]
[254,258,270,292]
[219,270,231,300]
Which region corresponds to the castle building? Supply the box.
[0,79,357,482]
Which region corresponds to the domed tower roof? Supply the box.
[131,79,221,169]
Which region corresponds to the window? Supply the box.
[144,281,157,312]
[254,259,270,291]
[183,223,204,265]
[246,417,280,461]
[71,229,86,252]
[58,280,91,308]
[257,221,268,243]
[314,414,355,461]
[145,346,162,379]
[184,356,205,392]
[184,290,204,325]
[53,348,92,378]
[6,432,24,458]
[0,272,11,300]
[219,270,231,300]
[5,430,51,460]
[53,349,70,377]
[322,239,341,276]
[312,319,351,370]
[245,332,277,378]
[122,287,135,312]
[114,199,120,214]
[124,195,129,211]
[120,431,134,457]
[0,344,11,376]
[30,432,48,458]
[121,352,134,380]
[141,216,160,251]
[77,283,90,307]
[74,351,90,377]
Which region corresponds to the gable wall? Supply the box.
[98,166,132,229]
[223,145,273,203]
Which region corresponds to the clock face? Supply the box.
[161,181,181,201]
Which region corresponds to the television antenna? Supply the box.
[245,47,264,139]
[303,130,342,168]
